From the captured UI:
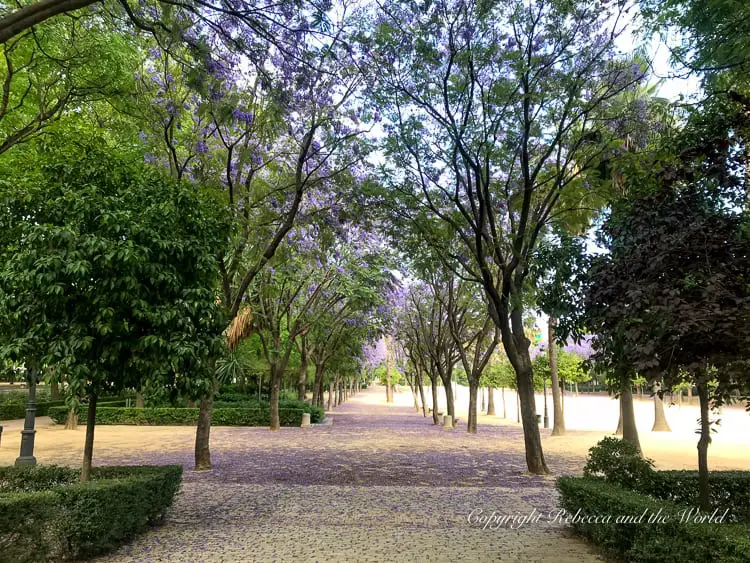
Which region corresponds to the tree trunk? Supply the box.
[481,387,485,412]
[269,366,281,431]
[651,382,671,432]
[467,380,478,433]
[516,365,549,474]
[687,385,693,405]
[80,393,97,482]
[430,376,439,425]
[615,400,623,436]
[417,372,427,417]
[135,391,145,408]
[50,380,60,401]
[487,387,496,415]
[327,381,334,411]
[516,390,520,423]
[561,377,565,415]
[385,337,393,403]
[194,384,215,470]
[697,381,711,510]
[65,407,78,430]
[621,385,642,455]
[574,382,579,396]
[297,351,308,402]
[548,319,565,436]
[501,387,507,418]
[443,376,455,423]
[677,387,683,407]
[338,381,343,405]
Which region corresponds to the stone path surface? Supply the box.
[86,386,601,562]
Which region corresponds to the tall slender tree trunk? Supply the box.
[687,385,693,405]
[487,387,496,415]
[515,365,549,474]
[697,381,711,510]
[561,377,565,415]
[327,381,334,411]
[651,381,671,432]
[385,336,393,403]
[501,387,506,418]
[269,365,282,431]
[417,371,427,417]
[481,387,485,412]
[442,375,455,424]
[615,400,624,436]
[338,380,343,405]
[80,393,97,482]
[297,346,308,402]
[467,380,478,433]
[548,319,565,436]
[430,376,439,425]
[516,390,520,423]
[621,384,642,455]
[195,381,215,470]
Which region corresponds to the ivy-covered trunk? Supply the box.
[697,381,711,510]
[80,392,97,482]
[487,387,496,416]
[549,319,565,436]
[195,386,214,470]
[135,391,145,408]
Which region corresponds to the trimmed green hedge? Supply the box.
[0,400,66,420]
[557,476,750,562]
[0,464,182,562]
[48,405,305,426]
[214,398,325,423]
[646,470,750,524]
[0,398,128,421]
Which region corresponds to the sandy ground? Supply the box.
[0,384,747,562]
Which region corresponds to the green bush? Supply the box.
[557,476,750,562]
[0,399,67,420]
[646,470,750,524]
[0,464,182,562]
[48,405,305,426]
[583,437,656,491]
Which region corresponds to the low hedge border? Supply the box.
[213,399,325,423]
[48,405,305,427]
[0,464,182,562]
[0,397,128,421]
[644,470,750,524]
[0,400,65,420]
[557,476,750,562]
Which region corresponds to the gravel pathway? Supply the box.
[93,387,602,562]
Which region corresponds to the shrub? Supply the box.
[583,436,656,490]
[646,470,750,524]
[0,399,66,420]
[557,476,750,562]
[48,405,305,426]
[0,465,182,562]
